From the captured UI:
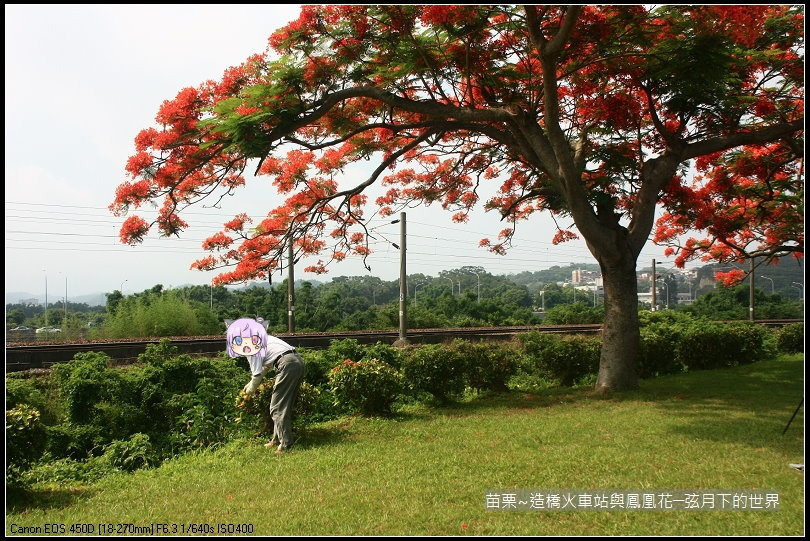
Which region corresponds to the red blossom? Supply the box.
[119,215,150,245]
[224,213,251,232]
[552,230,580,245]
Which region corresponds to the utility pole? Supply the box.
[288,238,295,333]
[394,212,409,346]
[749,258,755,321]
[651,259,657,311]
[43,270,48,326]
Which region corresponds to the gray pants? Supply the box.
[269,353,306,450]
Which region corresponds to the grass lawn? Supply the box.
[6,355,804,536]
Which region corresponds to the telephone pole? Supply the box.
[288,238,295,333]
[394,212,409,346]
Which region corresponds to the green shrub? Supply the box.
[98,433,157,472]
[776,322,804,354]
[677,321,770,370]
[447,339,516,392]
[400,344,466,403]
[138,338,180,366]
[6,404,47,489]
[5,374,61,424]
[518,332,600,387]
[361,341,405,369]
[724,322,772,364]
[94,400,150,442]
[293,382,340,425]
[169,377,240,451]
[301,349,339,388]
[677,322,734,370]
[44,423,105,460]
[325,338,367,364]
[638,324,685,378]
[328,358,404,415]
[103,291,215,338]
[235,379,277,436]
[235,379,339,437]
[50,352,116,424]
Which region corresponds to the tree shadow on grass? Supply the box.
[294,422,353,451]
[633,358,805,451]
[385,357,804,453]
[393,384,591,420]
[5,485,98,514]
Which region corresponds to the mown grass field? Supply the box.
[6,355,804,536]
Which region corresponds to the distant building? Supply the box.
[572,268,600,285]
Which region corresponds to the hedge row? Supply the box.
[6,319,801,491]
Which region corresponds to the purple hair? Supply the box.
[225,317,268,358]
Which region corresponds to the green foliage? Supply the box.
[724,322,773,364]
[400,344,466,403]
[301,348,339,388]
[446,339,517,392]
[6,404,47,489]
[138,338,180,365]
[518,332,600,387]
[677,321,770,370]
[543,302,604,324]
[294,382,340,425]
[636,311,698,378]
[24,456,114,486]
[638,312,774,373]
[5,373,62,424]
[103,290,220,338]
[44,423,105,460]
[638,324,685,378]
[361,341,405,369]
[776,322,804,354]
[98,433,157,472]
[684,283,802,320]
[235,378,339,436]
[50,352,116,424]
[169,377,239,451]
[41,348,245,461]
[325,338,367,364]
[646,25,740,115]
[328,358,404,415]
[235,379,277,435]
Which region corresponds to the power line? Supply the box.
[6,200,684,275]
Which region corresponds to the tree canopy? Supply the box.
[111,5,803,392]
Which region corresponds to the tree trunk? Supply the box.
[594,251,640,393]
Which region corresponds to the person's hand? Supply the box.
[243,375,262,396]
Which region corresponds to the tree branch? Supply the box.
[683,119,804,160]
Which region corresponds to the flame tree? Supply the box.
[112,5,804,392]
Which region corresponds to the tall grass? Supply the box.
[6,355,804,536]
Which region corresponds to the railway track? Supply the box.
[5,319,800,373]
[5,325,602,372]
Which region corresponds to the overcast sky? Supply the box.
[5,4,683,300]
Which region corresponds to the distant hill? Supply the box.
[5,291,107,308]
[5,259,802,309]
